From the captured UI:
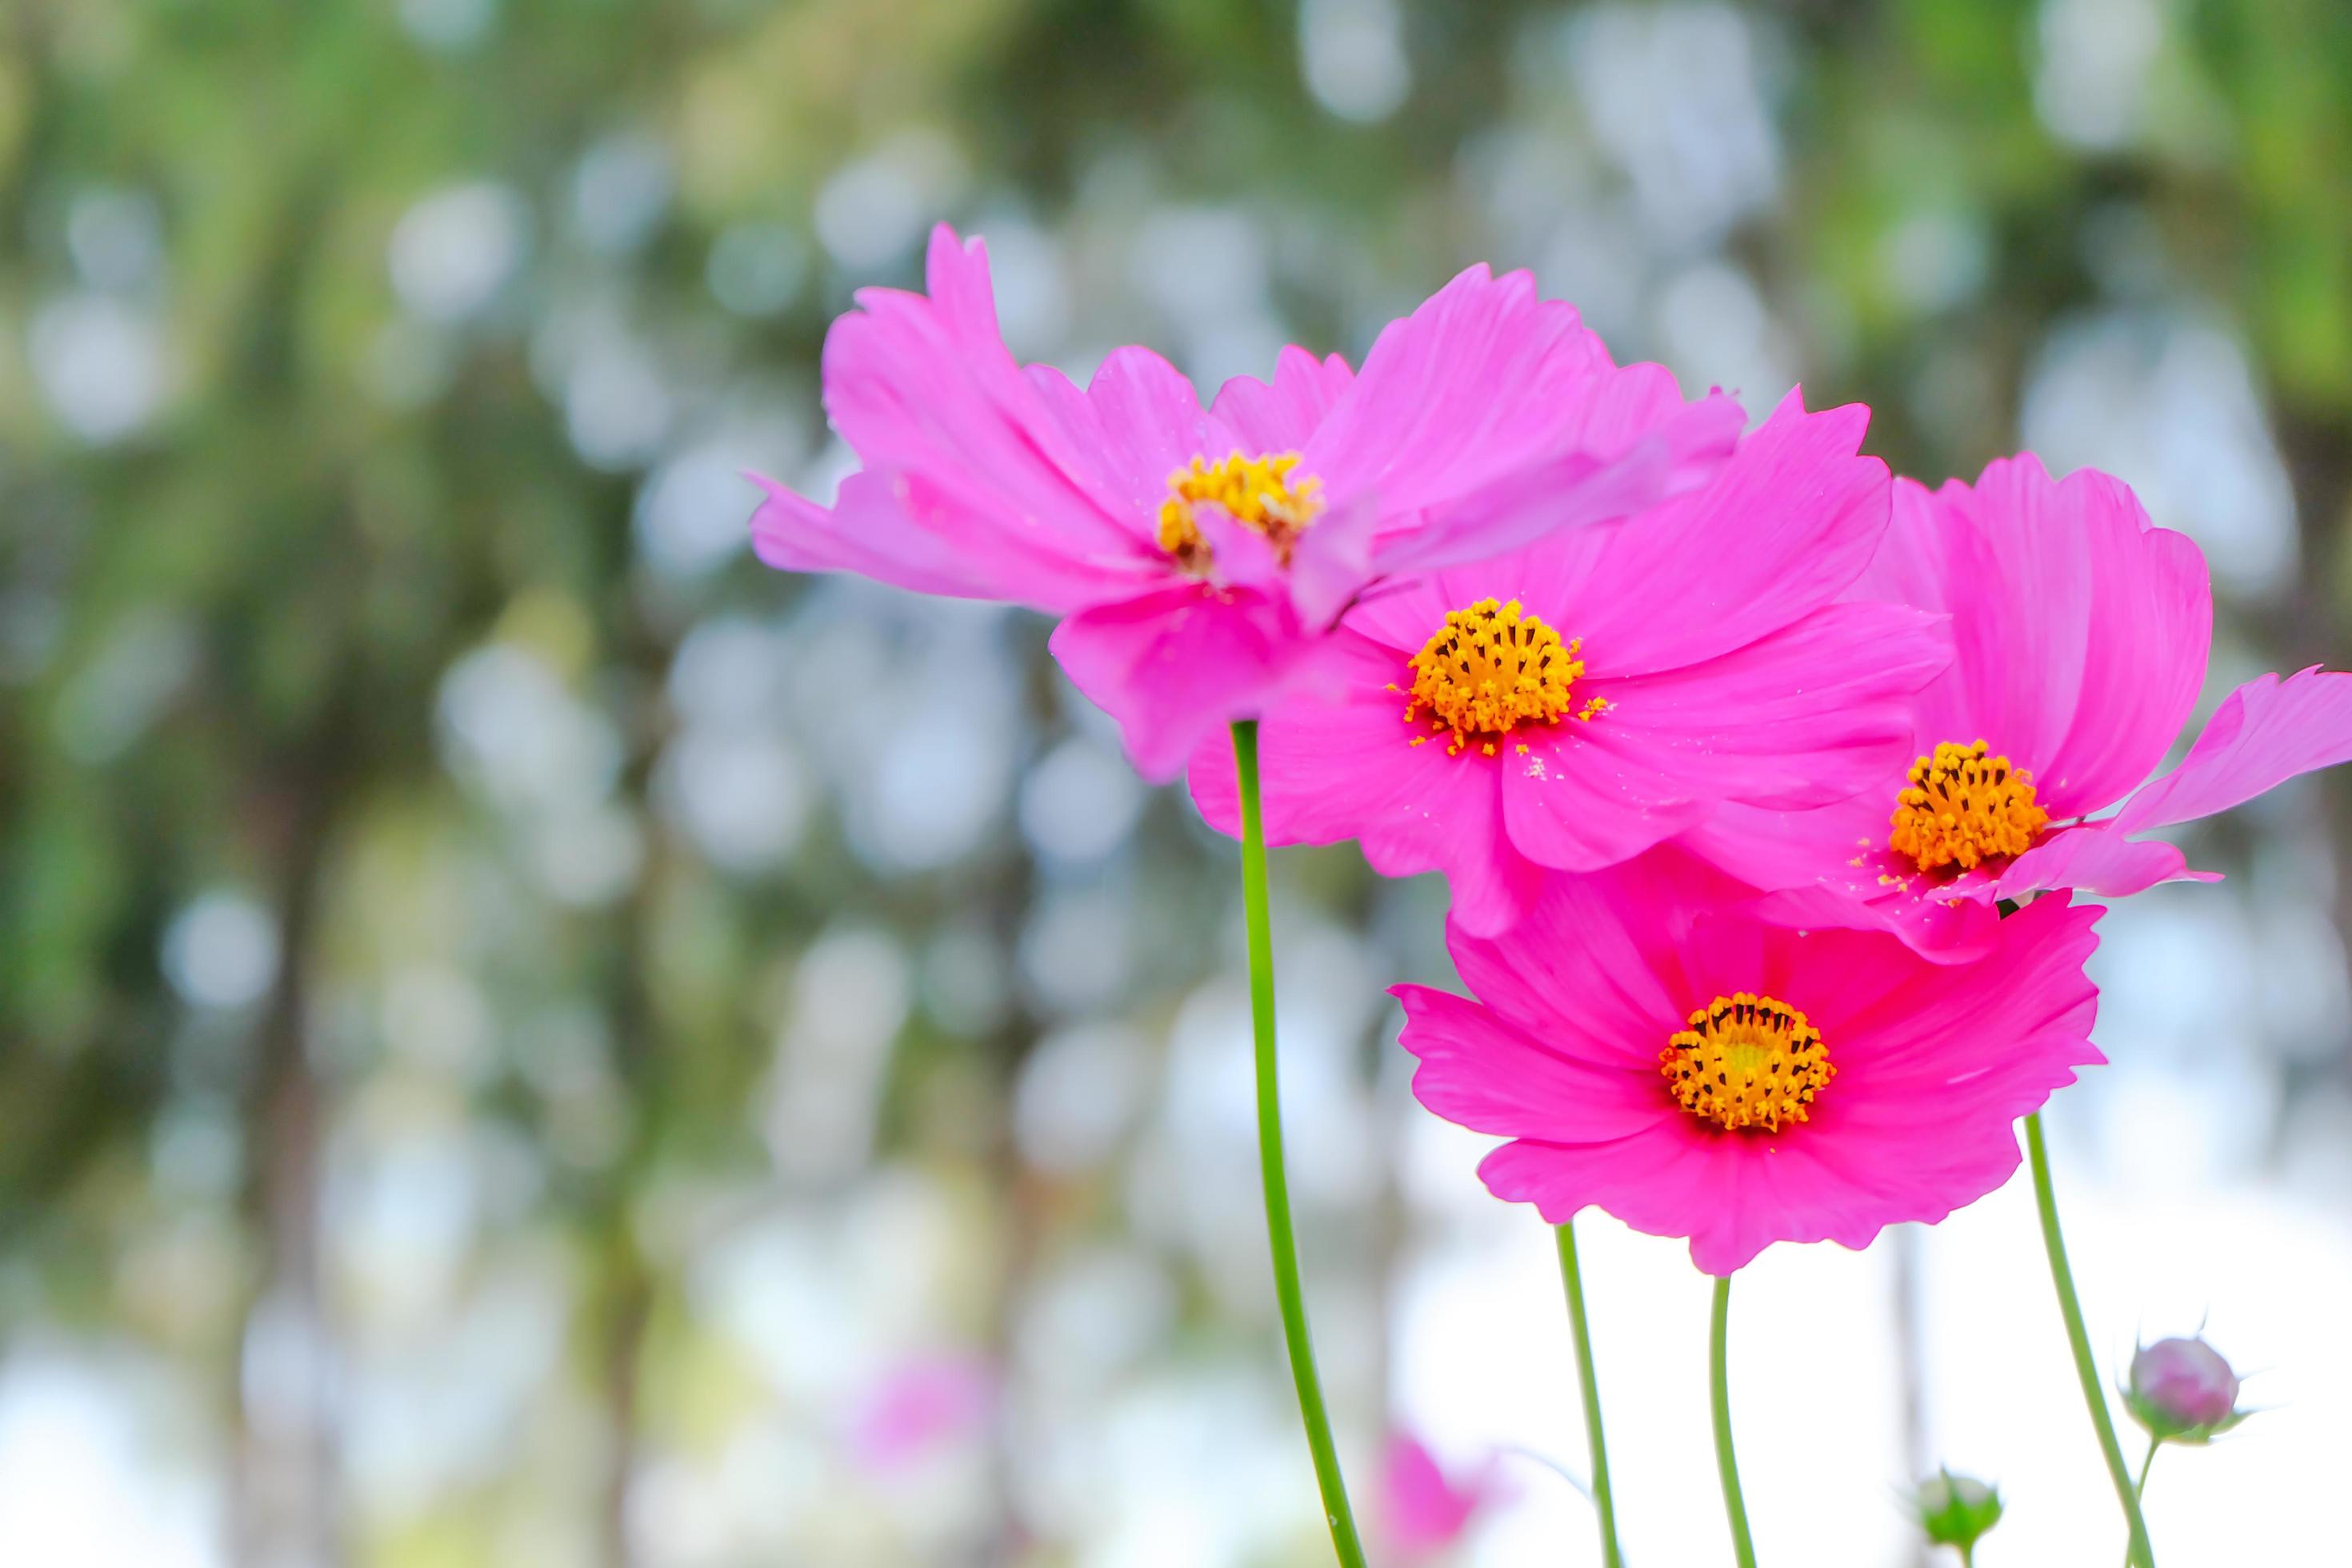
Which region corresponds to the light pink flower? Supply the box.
[1186,394,1950,933]
[1684,454,2352,954]
[1379,1433,1498,1559]
[1396,851,2104,1274]
[2127,1336,2248,1441]
[847,1353,996,1474]
[751,226,1742,778]
[2130,1338,2240,1429]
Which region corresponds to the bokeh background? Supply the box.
[4,1,2350,1563]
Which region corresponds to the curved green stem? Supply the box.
[1231,722,1366,1567]
[2025,1112,2155,1568]
[1554,1222,1623,1568]
[1710,1274,1758,1568]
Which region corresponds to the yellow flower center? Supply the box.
[1157,450,1323,570]
[1399,598,1606,757]
[1889,739,2050,874]
[1661,992,1834,1134]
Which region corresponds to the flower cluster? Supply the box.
[752,227,2323,1562]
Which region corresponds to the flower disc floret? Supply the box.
[1660,990,1834,1134]
[1890,738,2050,874]
[1402,598,1603,757]
[1157,450,1323,569]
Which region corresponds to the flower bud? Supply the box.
[2126,1335,2247,1443]
[1914,1470,2002,1554]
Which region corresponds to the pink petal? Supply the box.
[1395,984,1678,1142]
[1210,346,1356,453]
[1866,458,2210,818]
[1490,600,1946,878]
[1445,856,1707,1046]
[1342,533,1614,655]
[2039,486,2211,814]
[1703,1120,2028,1276]
[1480,1123,1942,1277]
[822,227,1154,565]
[1190,502,1286,594]
[1365,385,1742,576]
[1380,1434,1489,1556]
[1053,346,1234,518]
[1286,492,1385,630]
[1582,602,1953,808]
[1570,392,1895,676]
[1186,632,1438,841]
[1050,585,1302,782]
[1802,894,2104,1092]
[1371,765,1550,937]
[1674,795,1896,898]
[1373,767,1550,937]
[1183,630,1552,934]
[750,471,1151,612]
[1474,1122,1729,1246]
[1498,722,1711,872]
[1303,265,1571,513]
[1974,826,2213,902]
[1306,266,1739,553]
[1674,798,2010,962]
[1746,875,2006,964]
[2114,666,2352,832]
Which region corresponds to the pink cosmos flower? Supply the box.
[1395,851,2104,1274]
[1379,1433,1499,1559]
[1682,454,2352,955]
[1185,393,1952,934]
[750,226,1743,779]
[847,1353,997,1474]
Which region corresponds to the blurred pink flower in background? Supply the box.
[847,1352,998,1474]
[1188,393,1950,933]
[1690,454,2352,955]
[1378,1432,1501,1560]
[1396,850,2106,1274]
[750,225,1742,778]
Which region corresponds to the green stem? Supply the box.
[1554,1222,1624,1568]
[1231,721,1366,1567]
[2121,1437,2160,1568]
[1710,1274,1758,1568]
[2024,1111,2156,1568]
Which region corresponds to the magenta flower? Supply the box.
[1686,454,2352,954]
[1394,851,2104,1274]
[750,226,1742,778]
[1378,1433,1499,1558]
[1186,394,1951,933]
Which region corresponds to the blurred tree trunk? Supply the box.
[232,711,352,1568]
[2274,411,2352,1032]
[594,1227,653,1568]
[591,616,674,1568]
